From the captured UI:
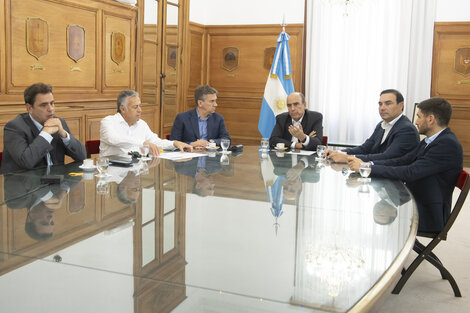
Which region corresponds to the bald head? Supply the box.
[287,92,307,121]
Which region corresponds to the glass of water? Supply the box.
[95,157,110,178]
[359,162,372,182]
[221,139,230,154]
[261,138,269,153]
[140,144,151,161]
[96,179,110,195]
[316,145,326,161]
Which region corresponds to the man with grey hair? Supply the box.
[170,85,230,149]
[269,91,323,151]
[100,89,192,157]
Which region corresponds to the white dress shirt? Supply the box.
[380,114,402,144]
[100,113,175,157]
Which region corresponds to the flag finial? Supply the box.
[281,14,287,33]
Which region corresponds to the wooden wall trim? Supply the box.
[432,22,470,166]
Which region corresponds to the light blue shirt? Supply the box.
[29,114,71,165]
[196,109,209,141]
[424,128,446,147]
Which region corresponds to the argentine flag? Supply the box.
[260,153,286,235]
[258,31,295,138]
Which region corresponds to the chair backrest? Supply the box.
[441,170,470,237]
[0,151,2,168]
[322,136,328,146]
[85,140,100,158]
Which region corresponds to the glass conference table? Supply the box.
[0,146,417,313]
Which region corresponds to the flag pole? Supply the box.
[281,14,286,33]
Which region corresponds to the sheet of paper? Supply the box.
[157,151,207,160]
[286,150,315,156]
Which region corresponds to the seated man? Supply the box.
[170,85,230,149]
[1,83,86,173]
[100,90,192,157]
[348,97,463,232]
[327,89,419,163]
[269,92,323,151]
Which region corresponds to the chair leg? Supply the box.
[423,254,462,297]
[394,239,462,297]
[415,239,448,280]
[392,253,425,294]
[425,253,447,280]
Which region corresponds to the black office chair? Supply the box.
[392,170,470,297]
[85,140,100,158]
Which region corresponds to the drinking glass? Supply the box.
[96,179,110,195]
[95,157,110,178]
[221,139,230,153]
[261,138,269,152]
[359,162,372,182]
[316,145,326,161]
[220,154,230,165]
[138,159,149,175]
[140,144,151,161]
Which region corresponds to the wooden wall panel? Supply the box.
[0,0,145,154]
[143,25,158,96]
[8,0,98,93]
[432,22,470,165]
[103,12,135,91]
[142,25,160,133]
[187,23,204,111]
[200,24,303,145]
[0,0,4,95]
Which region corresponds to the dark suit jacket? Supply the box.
[344,115,419,162]
[269,110,323,151]
[1,113,86,174]
[170,109,230,146]
[371,128,463,232]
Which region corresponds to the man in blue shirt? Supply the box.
[170,85,230,149]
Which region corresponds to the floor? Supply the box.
[377,168,470,313]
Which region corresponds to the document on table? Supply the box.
[286,150,315,156]
[157,151,207,160]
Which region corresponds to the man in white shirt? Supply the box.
[326,89,419,163]
[100,90,192,157]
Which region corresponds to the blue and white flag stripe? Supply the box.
[258,31,295,139]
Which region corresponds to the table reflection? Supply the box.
[0,147,417,313]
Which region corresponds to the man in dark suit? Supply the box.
[170,85,230,149]
[327,89,419,163]
[1,83,86,173]
[269,92,323,151]
[348,98,463,232]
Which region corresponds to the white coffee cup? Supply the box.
[208,142,216,149]
[83,172,94,180]
[83,159,94,167]
[276,143,285,149]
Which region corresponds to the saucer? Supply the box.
[79,164,96,171]
[206,147,219,152]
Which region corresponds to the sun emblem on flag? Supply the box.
[275,98,286,113]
